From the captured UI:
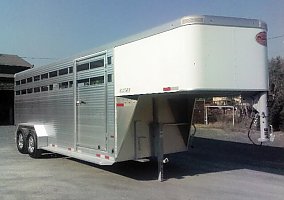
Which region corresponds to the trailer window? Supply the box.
[77,63,89,72]
[21,79,26,84]
[34,75,40,82]
[16,81,20,85]
[59,82,68,89]
[107,56,112,65]
[16,91,20,95]
[27,77,33,83]
[90,76,104,85]
[41,86,48,92]
[77,78,89,87]
[41,73,48,80]
[108,74,112,82]
[69,67,73,73]
[59,68,68,75]
[49,71,58,78]
[21,89,26,95]
[27,88,33,94]
[49,85,53,91]
[90,59,104,69]
[34,87,40,93]
[69,81,73,88]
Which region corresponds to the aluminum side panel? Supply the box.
[15,90,75,148]
[77,85,106,149]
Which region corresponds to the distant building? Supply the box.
[193,96,250,124]
[213,96,242,106]
[0,54,32,125]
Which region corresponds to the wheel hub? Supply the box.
[28,136,35,153]
[18,134,24,149]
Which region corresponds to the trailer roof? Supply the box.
[183,15,266,29]
[18,15,267,73]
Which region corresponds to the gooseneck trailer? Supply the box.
[15,15,272,181]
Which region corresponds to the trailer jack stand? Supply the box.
[156,123,170,182]
[253,92,275,143]
[156,123,164,182]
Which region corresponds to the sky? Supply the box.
[1,0,284,67]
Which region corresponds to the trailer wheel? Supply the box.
[27,133,42,158]
[16,130,27,154]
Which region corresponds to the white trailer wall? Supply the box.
[114,24,267,96]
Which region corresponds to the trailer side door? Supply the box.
[75,54,107,151]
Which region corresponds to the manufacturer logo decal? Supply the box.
[119,88,131,93]
[256,32,267,46]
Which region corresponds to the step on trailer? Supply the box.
[15,15,273,181]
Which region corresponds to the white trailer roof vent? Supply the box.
[181,16,204,25]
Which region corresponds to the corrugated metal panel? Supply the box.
[15,51,116,158]
[15,91,75,147]
[106,61,115,155]
[76,53,115,153]
[77,85,106,150]
[15,61,75,148]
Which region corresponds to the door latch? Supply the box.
[76,100,86,106]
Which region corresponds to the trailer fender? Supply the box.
[33,125,48,148]
[16,124,48,149]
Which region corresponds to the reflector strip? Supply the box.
[163,86,179,91]
[116,103,124,107]
[95,154,112,160]
[163,87,171,91]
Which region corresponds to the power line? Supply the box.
[268,34,284,40]
[20,56,57,60]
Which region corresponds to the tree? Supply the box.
[269,56,284,131]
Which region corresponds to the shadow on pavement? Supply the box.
[67,137,284,181]
[39,151,66,159]
[165,137,284,180]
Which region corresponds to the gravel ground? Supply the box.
[1,125,284,200]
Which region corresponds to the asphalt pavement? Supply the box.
[1,126,284,200]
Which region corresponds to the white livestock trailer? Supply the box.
[15,15,272,181]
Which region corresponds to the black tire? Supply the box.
[16,131,27,154]
[27,133,42,158]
